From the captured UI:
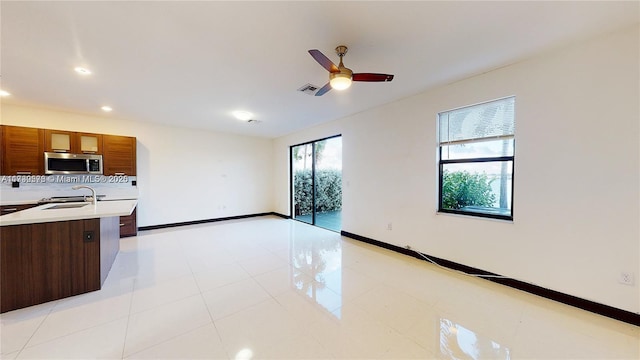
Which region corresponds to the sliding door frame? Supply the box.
[289,134,342,226]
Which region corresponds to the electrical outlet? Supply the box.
[387,222,392,230]
[619,272,634,286]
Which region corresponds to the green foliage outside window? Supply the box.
[294,169,342,215]
[441,170,495,210]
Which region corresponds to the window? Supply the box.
[438,96,515,220]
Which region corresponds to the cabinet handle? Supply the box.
[16,171,32,175]
[120,223,125,226]
[114,172,126,176]
[2,208,17,212]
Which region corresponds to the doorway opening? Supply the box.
[290,135,342,232]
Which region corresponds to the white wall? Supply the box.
[0,106,274,227]
[273,25,640,314]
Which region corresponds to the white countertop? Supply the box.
[0,200,137,226]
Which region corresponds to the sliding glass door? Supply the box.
[292,142,314,224]
[291,136,342,231]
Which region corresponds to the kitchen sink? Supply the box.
[43,203,90,210]
[38,195,105,204]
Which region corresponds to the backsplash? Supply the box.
[0,175,138,204]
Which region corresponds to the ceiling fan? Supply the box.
[308,45,394,96]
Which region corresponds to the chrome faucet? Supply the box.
[72,185,97,205]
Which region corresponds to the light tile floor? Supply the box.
[1,216,638,359]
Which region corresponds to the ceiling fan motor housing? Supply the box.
[335,45,348,57]
[330,67,353,79]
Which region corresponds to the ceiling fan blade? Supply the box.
[352,73,394,82]
[309,49,339,73]
[315,82,332,96]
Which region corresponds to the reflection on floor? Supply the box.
[440,318,511,359]
[294,210,342,232]
[1,216,638,359]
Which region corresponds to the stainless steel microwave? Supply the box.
[44,152,103,175]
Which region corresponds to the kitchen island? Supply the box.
[0,200,137,313]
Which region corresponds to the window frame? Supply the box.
[437,97,515,221]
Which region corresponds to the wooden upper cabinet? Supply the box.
[1,126,135,176]
[102,135,136,176]
[76,133,102,154]
[1,125,45,175]
[45,129,76,153]
[45,130,102,154]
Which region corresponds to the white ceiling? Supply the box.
[2,1,638,138]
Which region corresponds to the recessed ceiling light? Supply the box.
[0,90,10,97]
[74,67,92,75]
[101,106,112,112]
[232,110,253,121]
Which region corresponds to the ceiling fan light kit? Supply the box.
[330,71,353,90]
[308,45,394,96]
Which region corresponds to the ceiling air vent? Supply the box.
[297,83,320,95]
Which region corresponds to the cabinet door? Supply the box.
[1,125,45,175]
[119,207,137,238]
[0,219,101,313]
[103,135,136,175]
[69,219,101,295]
[45,129,77,153]
[76,133,102,154]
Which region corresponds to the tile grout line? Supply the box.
[197,286,225,344]
[11,301,58,357]
[13,316,129,358]
[120,277,137,360]
[122,323,214,360]
[184,242,225,345]
[252,259,345,354]
[183,245,253,360]
[119,292,217,358]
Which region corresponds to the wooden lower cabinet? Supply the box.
[120,207,137,237]
[0,217,120,313]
